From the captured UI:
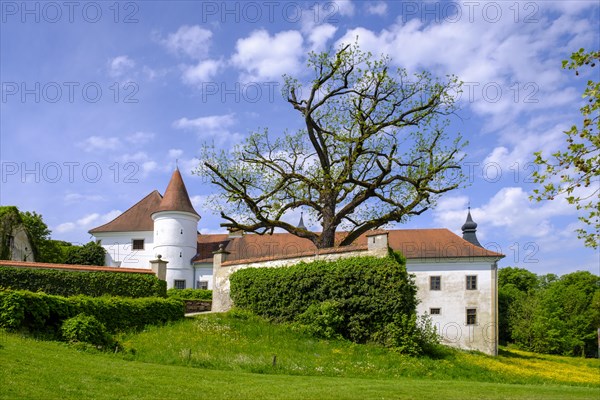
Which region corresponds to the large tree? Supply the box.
[199,44,466,248]
[532,49,600,249]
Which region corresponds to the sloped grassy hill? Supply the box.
[1,312,599,400]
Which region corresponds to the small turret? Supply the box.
[462,208,482,247]
[152,169,201,289]
[297,212,307,230]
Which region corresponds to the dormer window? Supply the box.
[132,239,144,250]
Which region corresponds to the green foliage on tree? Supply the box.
[199,43,466,249]
[500,267,600,357]
[532,49,600,249]
[64,241,106,266]
[498,267,539,344]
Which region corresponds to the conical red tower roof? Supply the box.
[153,169,200,218]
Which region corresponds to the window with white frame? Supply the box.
[174,280,186,289]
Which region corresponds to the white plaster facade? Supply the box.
[407,259,498,355]
[94,231,155,268]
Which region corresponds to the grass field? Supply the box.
[1,312,599,399]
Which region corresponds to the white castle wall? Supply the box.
[407,259,498,355]
[94,231,155,269]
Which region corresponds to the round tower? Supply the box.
[151,169,200,289]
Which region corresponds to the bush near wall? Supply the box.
[230,252,420,346]
[0,289,184,336]
[0,266,166,298]
[167,288,212,300]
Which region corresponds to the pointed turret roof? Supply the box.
[89,190,163,233]
[297,212,307,230]
[461,208,482,247]
[153,169,200,218]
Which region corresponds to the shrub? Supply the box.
[296,300,345,339]
[61,314,114,347]
[0,266,166,298]
[230,252,433,353]
[167,288,212,300]
[0,290,184,338]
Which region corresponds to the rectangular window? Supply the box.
[430,276,441,290]
[132,239,144,250]
[430,308,441,315]
[466,308,477,325]
[466,275,477,290]
[174,280,186,290]
[197,281,208,290]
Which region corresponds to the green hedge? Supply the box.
[230,252,418,344]
[0,266,166,298]
[0,290,184,336]
[167,288,212,300]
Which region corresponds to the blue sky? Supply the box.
[1,0,598,276]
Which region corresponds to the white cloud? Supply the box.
[173,114,243,145]
[333,0,355,16]
[108,55,135,78]
[231,29,304,81]
[182,59,223,85]
[365,1,387,16]
[168,149,184,159]
[64,193,104,203]
[433,187,577,242]
[55,210,121,234]
[162,25,213,59]
[79,136,121,152]
[126,131,155,143]
[173,114,236,131]
[307,24,337,52]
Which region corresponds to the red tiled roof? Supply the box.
[193,228,503,266]
[153,169,199,218]
[0,260,154,274]
[89,191,162,233]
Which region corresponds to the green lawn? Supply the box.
[117,312,600,387]
[1,333,598,400]
[1,313,599,399]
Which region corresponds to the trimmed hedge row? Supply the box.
[230,252,418,344]
[167,288,212,300]
[0,266,166,298]
[0,289,184,336]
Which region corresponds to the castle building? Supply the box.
[89,169,504,355]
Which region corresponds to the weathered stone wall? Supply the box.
[184,300,212,313]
